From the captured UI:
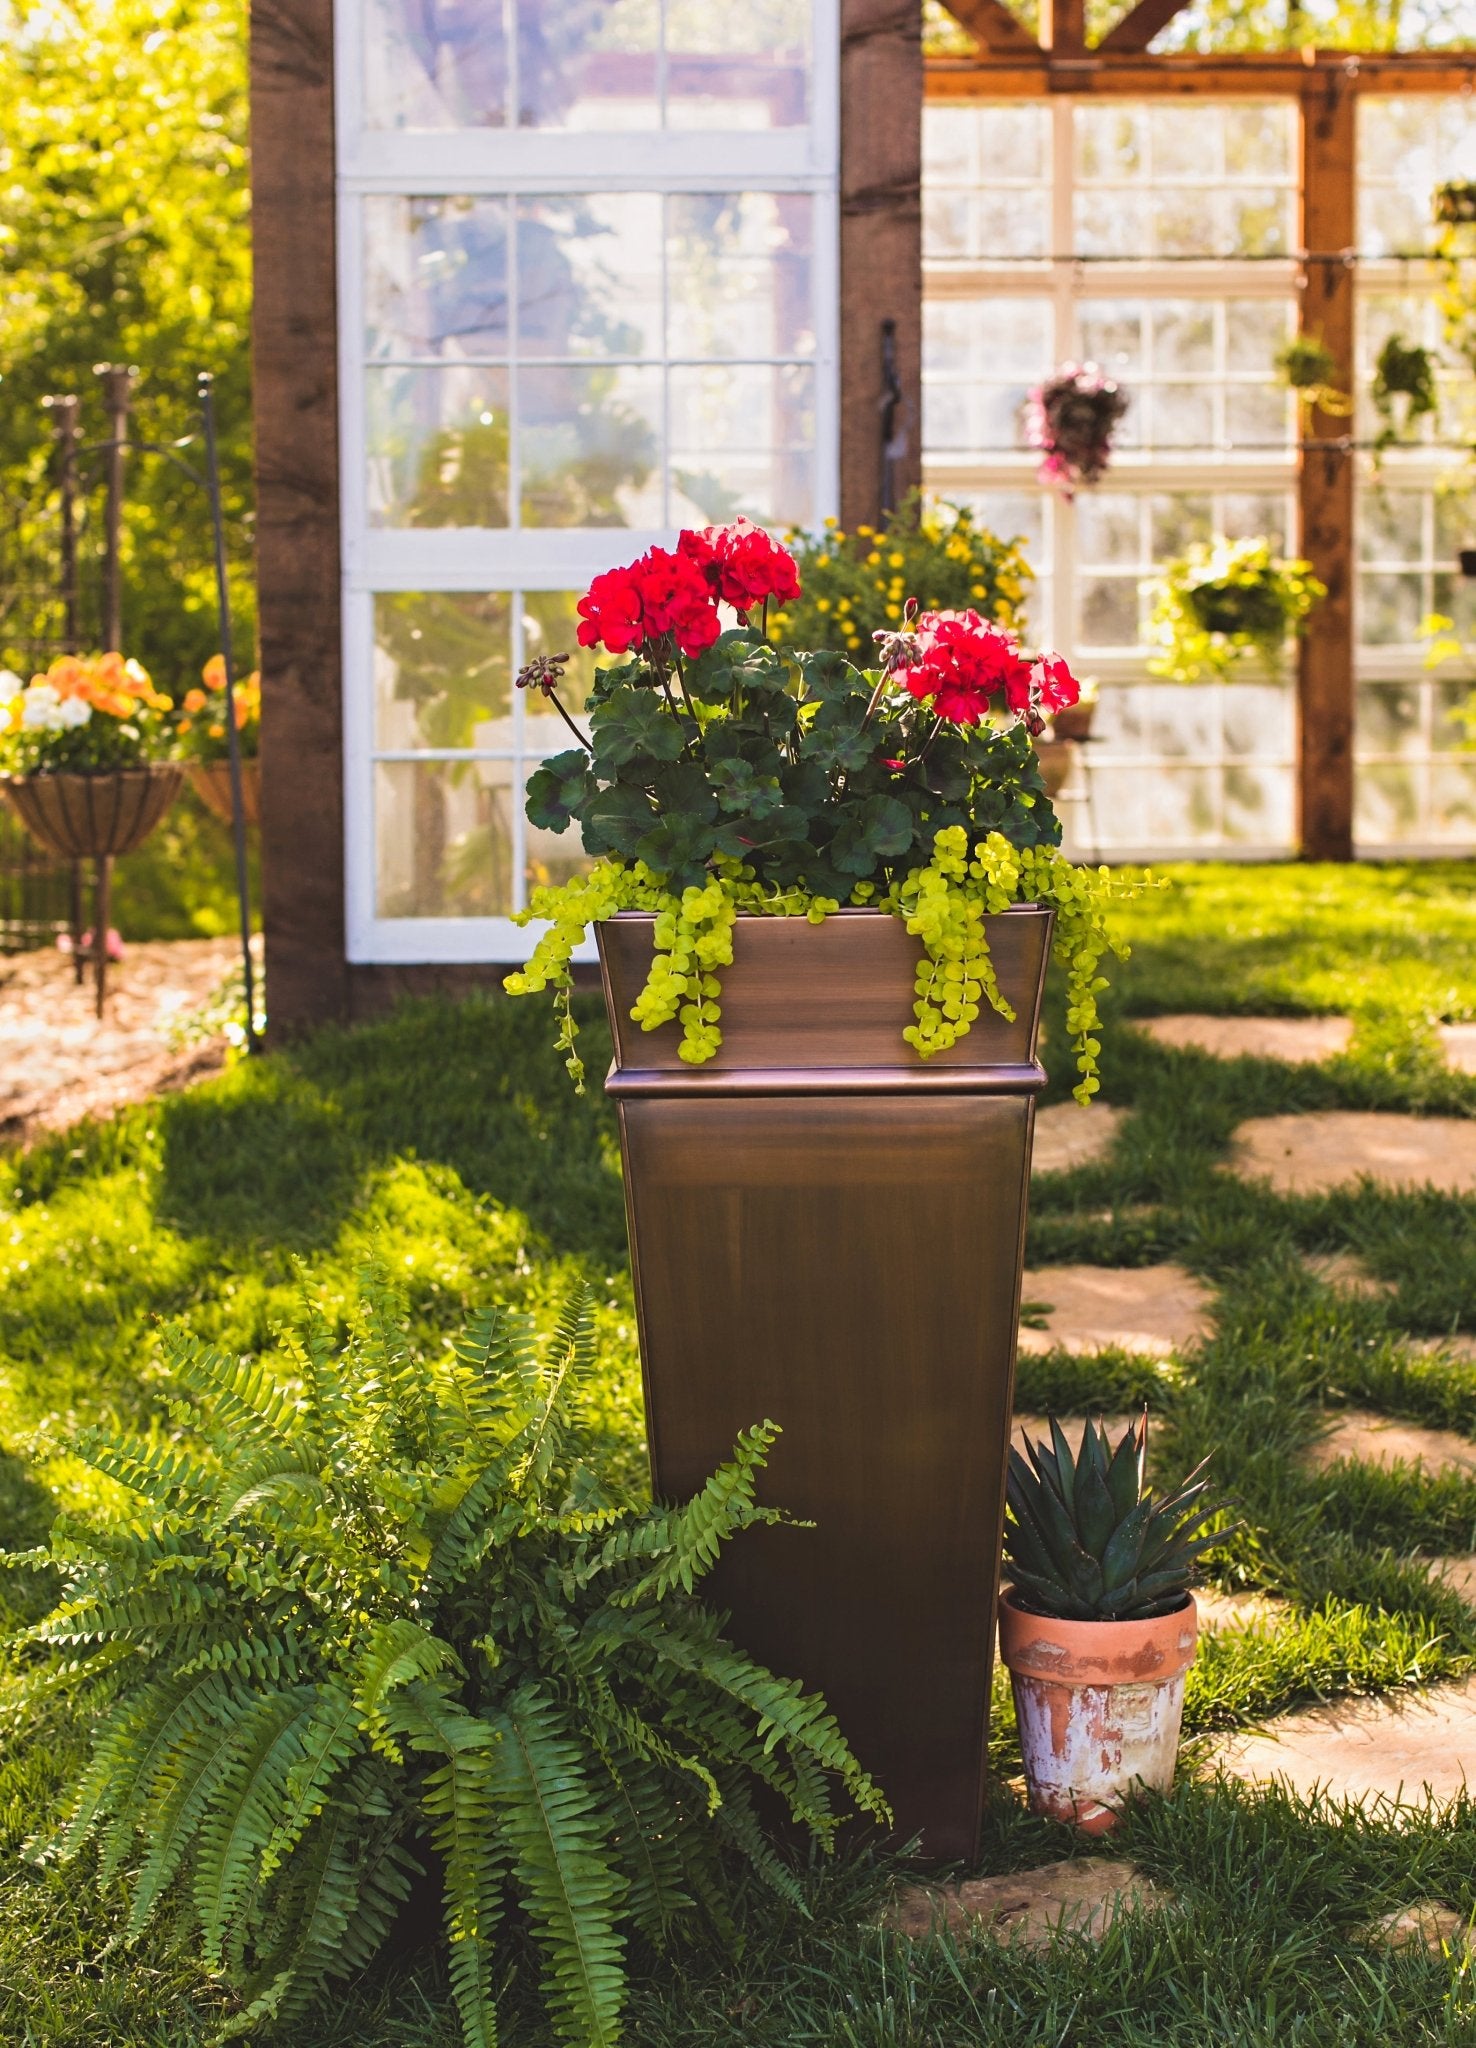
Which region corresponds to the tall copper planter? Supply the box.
[598,906,1052,1861]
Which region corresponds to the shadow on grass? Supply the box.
[150,993,627,1262]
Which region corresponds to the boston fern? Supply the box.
[1004,1414,1222,1623]
[4,1280,887,2047]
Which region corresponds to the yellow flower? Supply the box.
[885,603,902,620]
[887,552,904,568]
[816,597,831,613]
[824,516,839,529]
[865,551,881,567]
[970,584,987,598]
[836,596,851,612]
[857,525,875,538]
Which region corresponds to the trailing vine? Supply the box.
[506,520,1141,1106]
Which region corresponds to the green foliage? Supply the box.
[772,496,1033,658]
[1147,537,1327,684]
[1372,335,1438,452]
[0,0,254,687]
[6,1278,886,2047]
[1004,1414,1223,1622]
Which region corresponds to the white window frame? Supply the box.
[334,0,842,963]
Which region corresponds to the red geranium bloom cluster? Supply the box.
[577,546,720,660]
[680,519,801,613]
[1032,653,1081,718]
[904,610,1035,727]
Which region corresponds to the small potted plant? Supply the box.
[503,520,1146,1858]
[1435,180,1476,226]
[1025,362,1129,496]
[1372,334,1437,456]
[177,654,262,825]
[1147,536,1325,683]
[998,1414,1223,1833]
[1275,332,1352,419]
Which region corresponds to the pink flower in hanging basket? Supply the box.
[1025,361,1129,494]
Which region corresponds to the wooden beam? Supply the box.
[1095,0,1192,55]
[1041,0,1085,53]
[250,0,349,1031]
[926,47,1476,94]
[840,0,923,529]
[1297,72,1356,863]
[939,0,1038,53]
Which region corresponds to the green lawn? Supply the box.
[5,860,1476,2045]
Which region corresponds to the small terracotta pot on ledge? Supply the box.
[997,1587,1199,1834]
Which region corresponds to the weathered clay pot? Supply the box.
[188,757,261,828]
[1035,737,1074,797]
[1049,698,1096,744]
[998,1588,1199,1834]
[0,763,184,860]
[598,906,1054,1861]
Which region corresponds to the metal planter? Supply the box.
[598,905,1053,1860]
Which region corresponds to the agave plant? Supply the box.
[1003,1413,1221,1622]
[3,1277,888,2048]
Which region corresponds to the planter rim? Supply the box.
[0,761,178,779]
[997,1585,1198,1685]
[604,901,1049,921]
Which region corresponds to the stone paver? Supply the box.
[886,1857,1170,1946]
[1017,1264,1214,1360]
[1195,1588,1289,1635]
[1411,1334,1476,1365]
[1305,1411,1476,1479]
[1304,1251,1394,1298]
[1440,1024,1476,1076]
[0,938,244,1146]
[1230,1112,1476,1197]
[1033,1102,1125,1176]
[1361,1900,1473,1955]
[1425,1556,1476,1604]
[1213,1676,1476,1806]
[1141,1013,1353,1064]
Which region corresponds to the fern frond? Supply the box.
[614,1422,785,1604]
[487,1682,627,2048]
[353,1620,462,1761]
[193,1687,318,1966]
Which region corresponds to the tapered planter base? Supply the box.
[599,908,1052,1861]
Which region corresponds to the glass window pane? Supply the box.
[1360,572,1426,645]
[1076,494,1141,567]
[374,592,513,749]
[1153,302,1214,374]
[521,593,600,717]
[1225,297,1292,371]
[1149,494,1214,557]
[668,363,814,527]
[365,198,510,360]
[1079,578,1140,646]
[517,195,663,358]
[665,0,810,129]
[375,762,515,918]
[1078,300,1144,375]
[1360,490,1425,564]
[1148,383,1214,450]
[366,367,510,528]
[1225,384,1290,450]
[1224,103,1293,180]
[516,0,659,130]
[667,194,814,358]
[365,0,510,131]
[517,365,663,528]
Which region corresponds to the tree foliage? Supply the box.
[4,1277,888,2048]
[0,0,253,693]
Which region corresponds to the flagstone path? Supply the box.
[1032,1101,1125,1175]
[1303,1251,1394,1297]
[1229,1111,1476,1197]
[1213,1675,1476,1806]
[1141,1013,1476,1074]
[1305,1411,1476,1478]
[0,937,245,1146]
[1016,1263,1213,1359]
[886,1856,1170,1946]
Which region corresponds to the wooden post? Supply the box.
[1297,70,1356,862]
[250,0,348,1030]
[840,0,923,531]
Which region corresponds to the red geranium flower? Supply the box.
[679,519,801,613]
[1033,653,1081,715]
[904,610,1033,727]
[577,547,721,659]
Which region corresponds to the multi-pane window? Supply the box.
[923,91,1476,857]
[923,98,1301,856]
[338,0,838,960]
[1355,96,1476,850]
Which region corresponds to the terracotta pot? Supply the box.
[1049,698,1096,744]
[1458,549,1476,580]
[1035,737,1074,798]
[598,906,1054,1861]
[998,1588,1199,1835]
[188,757,261,828]
[0,763,184,860]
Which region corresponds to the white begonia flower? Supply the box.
[0,669,23,705]
[58,694,93,728]
[21,683,66,731]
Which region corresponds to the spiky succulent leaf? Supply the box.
[1004,1411,1228,1623]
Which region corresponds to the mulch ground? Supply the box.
[0,937,245,1146]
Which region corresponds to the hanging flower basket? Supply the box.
[188,757,261,828]
[1025,362,1129,494]
[1147,537,1326,683]
[0,762,184,860]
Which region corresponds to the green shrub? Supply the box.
[5,1278,886,2047]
